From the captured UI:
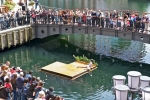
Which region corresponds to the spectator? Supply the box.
[0,80,10,100]
[22,78,30,100]
[16,72,24,100]
[10,66,16,74]
[33,81,44,99]
[0,70,7,83]
[144,15,149,33]
[55,95,64,100]
[31,12,36,23]
[45,87,54,100]
[34,0,39,9]
[4,78,13,92]
[35,90,46,100]
[4,78,13,99]
[26,8,31,25]
[25,70,33,82]
[11,73,18,100]
[27,83,37,100]
[30,76,37,85]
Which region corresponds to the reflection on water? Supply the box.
[0,34,150,99]
[39,0,150,12]
[66,34,149,64]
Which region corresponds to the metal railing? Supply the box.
[0,17,35,31]
[34,14,150,33]
[0,3,150,34]
[38,3,62,10]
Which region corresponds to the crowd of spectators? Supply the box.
[0,61,64,100]
[0,7,149,33]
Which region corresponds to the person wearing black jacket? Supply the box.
[16,11,20,25]
[91,10,97,26]
[45,87,54,100]
[26,9,31,25]
[27,83,37,99]
[0,80,10,100]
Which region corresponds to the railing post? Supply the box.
[132,21,135,32]
[72,15,74,25]
[47,13,48,24]
[100,16,102,28]
[123,19,126,31]
[116,18,118,30]
[121,11,123,17]
[35,15,37,24]
[86,15,87,26]
[56,11,58,25]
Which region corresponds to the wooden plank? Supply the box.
[41,61,97,80]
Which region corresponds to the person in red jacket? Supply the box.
[82,13,87,24]
[31,12,36,23]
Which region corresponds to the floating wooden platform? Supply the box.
[41,61,97,80]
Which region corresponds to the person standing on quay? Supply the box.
[34,0,39,9]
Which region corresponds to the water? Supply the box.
[39,0,150,13]
[1,34,150,100]
[3,0,150,99]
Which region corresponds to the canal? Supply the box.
[1,34,150,100]
[1,0,150,99]
[39,0,150,13]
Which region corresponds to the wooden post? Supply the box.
[0,34,3,50]
[6,33,10,48]
[29,27,32,41]
[19,29,22,44]
[12,31,16,46]
[24,28,28,42]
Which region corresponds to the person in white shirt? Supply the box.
[144,15,149,33]
[86,59,94,72]
[87,11,91,26]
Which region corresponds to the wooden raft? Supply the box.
[41,61,97,80]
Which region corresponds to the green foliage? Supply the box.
[73,55,98,67]
[73,55,80,61]
[29,0,35,6]
[4,0,16,10]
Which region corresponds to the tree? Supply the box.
[4,0,16,10]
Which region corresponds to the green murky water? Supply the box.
[1,34,150,100]
[39,0,150,13]
[1,0,150,99]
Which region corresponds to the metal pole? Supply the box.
[131,92,134,100]
[86,15,87,26]
[132,21,134,32]
[72,14,73,25]
[26,0,27,10]
[47,13,48,24]
[100,15,102,28]
[116,18,118,30]
[121,11,122,17]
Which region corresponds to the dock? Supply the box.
[41,61,97,80]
